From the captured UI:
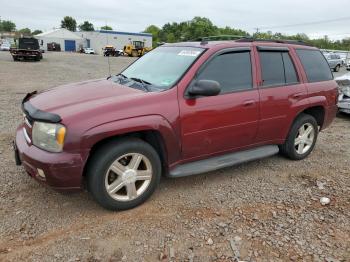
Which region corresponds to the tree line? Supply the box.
[0,16,113,36]
[0,19,42,35]
[60,16,113,32]
[143,17,350,51]
[2,16,350,51]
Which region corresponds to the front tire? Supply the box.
[334,65,340,72]
[87,138,161,210]
[279,114,318,160]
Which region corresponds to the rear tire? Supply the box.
[87,138,161,210]
[279,114,318,160]
[334,65,340,72]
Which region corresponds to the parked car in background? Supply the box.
[324,53,342,72]
[14,40,338,210]
[345,53,350,71]
[84,47,95,54]
[336,73,350,114]
[0,42,11,51]
[334,51,347,65]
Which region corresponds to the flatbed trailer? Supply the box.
[10,38,42,61]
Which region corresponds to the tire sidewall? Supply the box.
[87,139,161,210]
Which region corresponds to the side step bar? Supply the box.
[168,145,279,178]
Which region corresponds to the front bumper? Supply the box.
[338,96,350,114]
[15,125,85,191]
[12,53,41,58]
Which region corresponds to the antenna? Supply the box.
[254,27,260,35]
[105,22,111,78]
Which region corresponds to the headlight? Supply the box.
[32,122,66,152]
[340,86,350,97]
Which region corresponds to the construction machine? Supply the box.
[123,41,152,57]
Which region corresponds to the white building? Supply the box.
[35,28,152,54]
[75,30,153,54]
[35,28,83,52]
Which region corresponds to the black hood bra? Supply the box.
[22,91,62,123]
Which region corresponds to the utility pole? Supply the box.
[254,27,260,34]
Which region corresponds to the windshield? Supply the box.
[121,46,205,90]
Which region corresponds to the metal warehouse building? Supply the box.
[35,28,152,54]
[35,28,83,52]
[76,30,152,54]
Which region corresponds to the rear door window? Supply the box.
[296,49,333,82]
[259,51,299,87]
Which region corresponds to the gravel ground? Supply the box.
[0,51,349,262]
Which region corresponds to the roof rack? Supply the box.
[195,35,246,45]
[235,37,313,47]
[194,35,313,47]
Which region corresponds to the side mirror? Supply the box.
[188,80,221,97]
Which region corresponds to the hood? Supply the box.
[29,79,145,120]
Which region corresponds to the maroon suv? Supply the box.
[14,39,338,210]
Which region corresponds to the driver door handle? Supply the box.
[243,100,256,106]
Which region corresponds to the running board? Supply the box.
[168,145,279,178]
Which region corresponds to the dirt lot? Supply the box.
[0,51,349,262]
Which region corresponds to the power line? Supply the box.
[258,16,350,30]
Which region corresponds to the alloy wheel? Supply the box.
[294,123,315,155]
[105,153,153,202]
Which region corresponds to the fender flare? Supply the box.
[81,115,181,164]
[284,96,327,140]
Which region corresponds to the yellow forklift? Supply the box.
[123,41,152,57]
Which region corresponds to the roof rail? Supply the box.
[193,35,247,44]
[235,37,313,47]
[192,36,313,47]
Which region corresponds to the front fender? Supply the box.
[81,115,181,164]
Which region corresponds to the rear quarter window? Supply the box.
[296,49,333,82]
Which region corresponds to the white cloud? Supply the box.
[1,0,350,39]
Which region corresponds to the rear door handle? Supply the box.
[243,100,256,106]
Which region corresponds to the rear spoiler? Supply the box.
[21,91,61,123]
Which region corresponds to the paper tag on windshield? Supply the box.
[178,50,201,57]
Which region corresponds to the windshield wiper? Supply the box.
[130,77,152,85]
[110,73,127,83]
[130,77,152,92]
[111,74,152,92]
[117,73,127,79]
